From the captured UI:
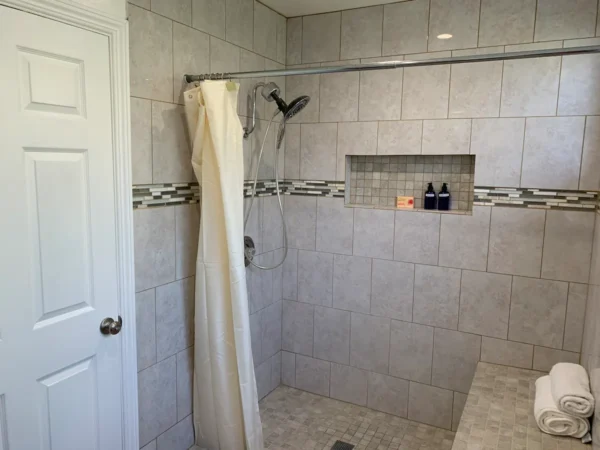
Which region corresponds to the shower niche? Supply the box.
[346,154,475,213]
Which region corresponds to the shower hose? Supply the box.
[243,110,288,270]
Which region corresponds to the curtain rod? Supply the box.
[185,45,600,83]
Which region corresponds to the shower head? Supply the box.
[261,82,311,121]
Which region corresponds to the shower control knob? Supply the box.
[100,316,123,335]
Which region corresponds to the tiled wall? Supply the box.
[281,0,600,432]
[583,207,600,449]
[128,1,286,448]
[348,155,475,210]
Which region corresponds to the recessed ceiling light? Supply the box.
[437,33,453,39]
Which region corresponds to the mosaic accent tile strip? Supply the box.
[133,183,200,209]
[452,362,589,450]
[348,155,475,211]
[473,187,598,211]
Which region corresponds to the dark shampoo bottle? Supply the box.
[438,183,450,210]
[424,183,437,210]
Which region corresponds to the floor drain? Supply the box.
[331,441,354,450]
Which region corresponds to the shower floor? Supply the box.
[259,386,456,450]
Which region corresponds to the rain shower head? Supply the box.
[261,82,310,121]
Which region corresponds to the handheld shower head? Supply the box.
[261,82,311,121]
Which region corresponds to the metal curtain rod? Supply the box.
[185,45,600,83]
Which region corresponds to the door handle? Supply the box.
[100,316,122,335]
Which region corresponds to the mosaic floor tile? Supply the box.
[259,386,455,450]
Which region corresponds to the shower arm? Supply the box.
[243,82,265,139]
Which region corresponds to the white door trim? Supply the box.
[0,1,138,449]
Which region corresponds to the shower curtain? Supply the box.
[184,81,264,450]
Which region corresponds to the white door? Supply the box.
[0,6,124,450]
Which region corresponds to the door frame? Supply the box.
[0,1,138,449]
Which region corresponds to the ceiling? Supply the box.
[260,0,410,17]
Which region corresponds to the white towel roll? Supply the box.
[550,363,595,418]
[535,376,590,438]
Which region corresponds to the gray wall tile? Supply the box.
[471,118,525,187]
[542,210,594,283]
[432,328,481,393]
[282,300,314,356]
[564,283,588,352]
[368,372,409,417]
[459,270,512,339]
[286,17,302,65]
[413,265,461,329]
[283,248,298,300]
[382,0,429,55]
[262,196,284,253]
[452,393,468,432]
[359,59,403,121]
[152,0,190,24]
[255,358,272,399]
[176,347,193,420]
[428,0,480,51]
[478,0,536,47]
[271,352,282,391]
[191,0,225,39]
[377,121,422,156]
[175,204,199,280]
[330,363,368,406]
[261,301,282,360]
[422,119,472,155]
[209,36,240,73]
[226,0,253,49]
[131,97,152,184]
[341,6,383,60]
[333,255,372,313]
[250,312,262,366]
[534,0,597,42]
[480,337,533,369]
[156,277,194,361]
[157,415,194,450]
[138,356,177,446]
[320,72,359,122]
[581,116,600,190]
[558,54,600,115]
[134,207,176,292]
[131,0,150,8]
[302,12,341,63]
[533,346,580,372]
[141,441,156,450]
[276,14,287,64]
[488,208,545,278]
[152,102,193,183]
[389,321,433,384]
[173,24,209,105]
[136,289,157,371]
[295,354,330,396]
[284,124,301,179]
[371,260,414,322]
[300,123,338,180]
[408,382,453,430]
[314,306,351,364]
[402,66,450,119]
[253,1,277,60]
[521,117,585,190]
[449,62,502,118]
[394,211,440,265]
[509,276,569,348]
[439,206,491,271]
[353,208,395,260]
[285,196,317,250]
[350,312,391,373]
[316,197,354,256]
[129,6,173,102]
[298,250,333,306]
[281,351,296,387]
[500,57,561,117]
[337,122,378,180]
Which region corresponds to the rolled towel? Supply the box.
[550,363,595,418]
[535,376,590,438]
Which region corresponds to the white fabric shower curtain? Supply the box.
[184,81,264,450]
